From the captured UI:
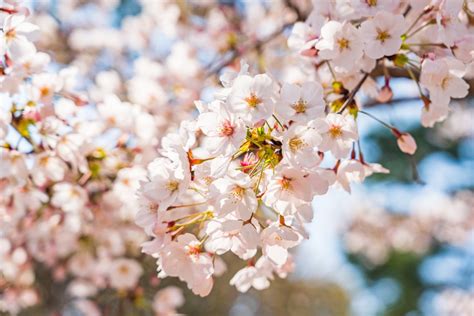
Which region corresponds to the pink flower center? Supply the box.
[186,245,201,257]
[219,120,235,137]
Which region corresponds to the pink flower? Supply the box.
[159,234,214,297]
[227,74,275,125]
[108,258,143,290]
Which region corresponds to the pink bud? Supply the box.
[397,133,417,155]
[376,85,393,103]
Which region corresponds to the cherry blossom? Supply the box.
[227,74,275,124]
[209,171,257,220]
[197,100,246,156]
[159,234,214,297]
[276,81,325,123]
[312,113,358,159]
[108,258,143,290]
[316,21,364,72]
[360,11,405,59]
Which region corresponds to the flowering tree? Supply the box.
[0,0,472,315]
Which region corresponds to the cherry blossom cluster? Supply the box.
[344,190,474,265]
[288,0,472,128]
[0,1,185,314]
[137,0,472,298]
[1,0,307,313]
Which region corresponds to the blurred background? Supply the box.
[2,0,473,315]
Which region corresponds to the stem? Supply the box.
[272,114,285,129]
[406,20,434,38]
[206,21,295,77]
[407,43,445,47]
[404,9,426,35]
[254,162,267,194]
[409,155,424,184]
[357,139,365,163]
[406,66,425,97]
[327,61,337,81]
[167,201,206,210]
[359,110,394,130]
[337,72,370,114]
[249,155,265,177]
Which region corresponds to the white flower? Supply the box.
[13,186,48,214]
[135,195,162,236]
[421,101,450,128]
[316,21,363,72]
[359,11,405,59]
[197,100,246,156]
[192,155,232,193]
[281,123,322,169]
[108,258,143,290]
[152,286,184,316]
[51,182,87,213]
[420,58,469,105]
[229,257,274,292]
[56,133,89,173]
[350,0,400,18]
[312,113,358,159]
[262,166,314,214]
[260,223,300,266]
[113,166,147,198]
[0,150,28,183]
[276,81,325,124]
[336,160,365,192]
[31,73,62,105]
[209,171,257,220]
[227,74,275,124]
[434,1,465,47]
[287,12,325,55]
[97,94,134,130]
[159,233,214,297]
[205,218,259,260]
[32,152,68,186]
[336,159,388,193]
[141,157,190,212]
[1,14,39,59]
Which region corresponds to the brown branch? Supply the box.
[205,22,294,77]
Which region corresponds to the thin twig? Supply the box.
[337,72,370,114]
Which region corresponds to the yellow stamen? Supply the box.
[288,137,305,153]
[279,176,293,191]
[166,181,179,192]
[245,93,262,108]
[376,30,391,43]
[337,38,350,51]
[292,98,307,114]
[329,125,343,138]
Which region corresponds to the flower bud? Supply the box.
[377,85,393,103]
[395,132,417,155]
